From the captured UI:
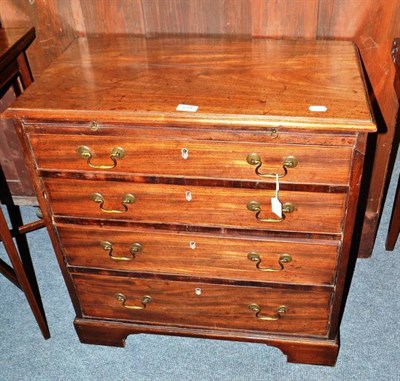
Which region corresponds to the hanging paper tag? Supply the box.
[271,174,282,218]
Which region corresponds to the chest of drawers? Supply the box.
[4,36,375,366]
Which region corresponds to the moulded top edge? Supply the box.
[4,108,376,133]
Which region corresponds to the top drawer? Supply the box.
[28,134,352,186]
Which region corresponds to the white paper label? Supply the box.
[271,174,282,218]
[309,105,328,112]
[176,104,199,112]
[271,196,283,218]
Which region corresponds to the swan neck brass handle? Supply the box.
[248,304,288,321]
[91,192,135,213]
[247,200,294,223]
[114,293,151,310]
[247,252,292,272]
[100,241,143,261]
[77,145,125,169]
[246,153,298,178]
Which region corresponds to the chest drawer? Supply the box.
[45,178,346,234]
[58,224,339,286]
[73,273,331,336]
[29,134,352,186]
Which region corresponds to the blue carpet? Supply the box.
[1,149,399,380]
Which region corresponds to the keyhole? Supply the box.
[181,148,189,159]
[195,288,202,296]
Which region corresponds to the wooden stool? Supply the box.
[0,203,49,338]
[0,27,50,338]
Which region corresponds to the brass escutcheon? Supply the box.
[282,202,295,213]
[130,242,143,254]
[283,156,298,168]
[91,192,104,204]
[122,193,135,204]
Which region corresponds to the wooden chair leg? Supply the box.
[16,51,34,89]
[0,207,50,339]
[6,204,42,299]
[386,175,400,251]
[0,257,20,288]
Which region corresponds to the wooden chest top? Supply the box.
[5,36,375,131]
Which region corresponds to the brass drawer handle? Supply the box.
[248,304,288,321]
[247,252,292,272]
[114,293,151,310]
[246,153,298,178]
[247,200,294,223]
[91,192,135,213]
[77,145,125,169]
[100,241,143,261]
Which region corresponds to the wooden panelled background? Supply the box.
[1,0,399,257]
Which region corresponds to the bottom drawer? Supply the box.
[73,273,331,337]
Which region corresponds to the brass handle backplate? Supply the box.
[247,252,292,272]
[248,304,288,321]
[114,293,151,310]
[77,145,125,169]
[246,153,298,178]
[247,200,294,223]
[100,241,143,261]
[91,192,135,213]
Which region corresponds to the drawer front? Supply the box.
[73,273,331,336]
[30,134,352,185]
[58,225,339,285]
[45,178,346,234]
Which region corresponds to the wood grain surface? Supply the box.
[58,224,339,286]
[142,0,251,36]
[6,37,374,131]
[251,0,319,38]
[29,133,352,186]
[43,177,346,234]
[77,0,144,35]
[73,272,331,336]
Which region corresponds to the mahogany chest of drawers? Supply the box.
[4,36,376,366]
